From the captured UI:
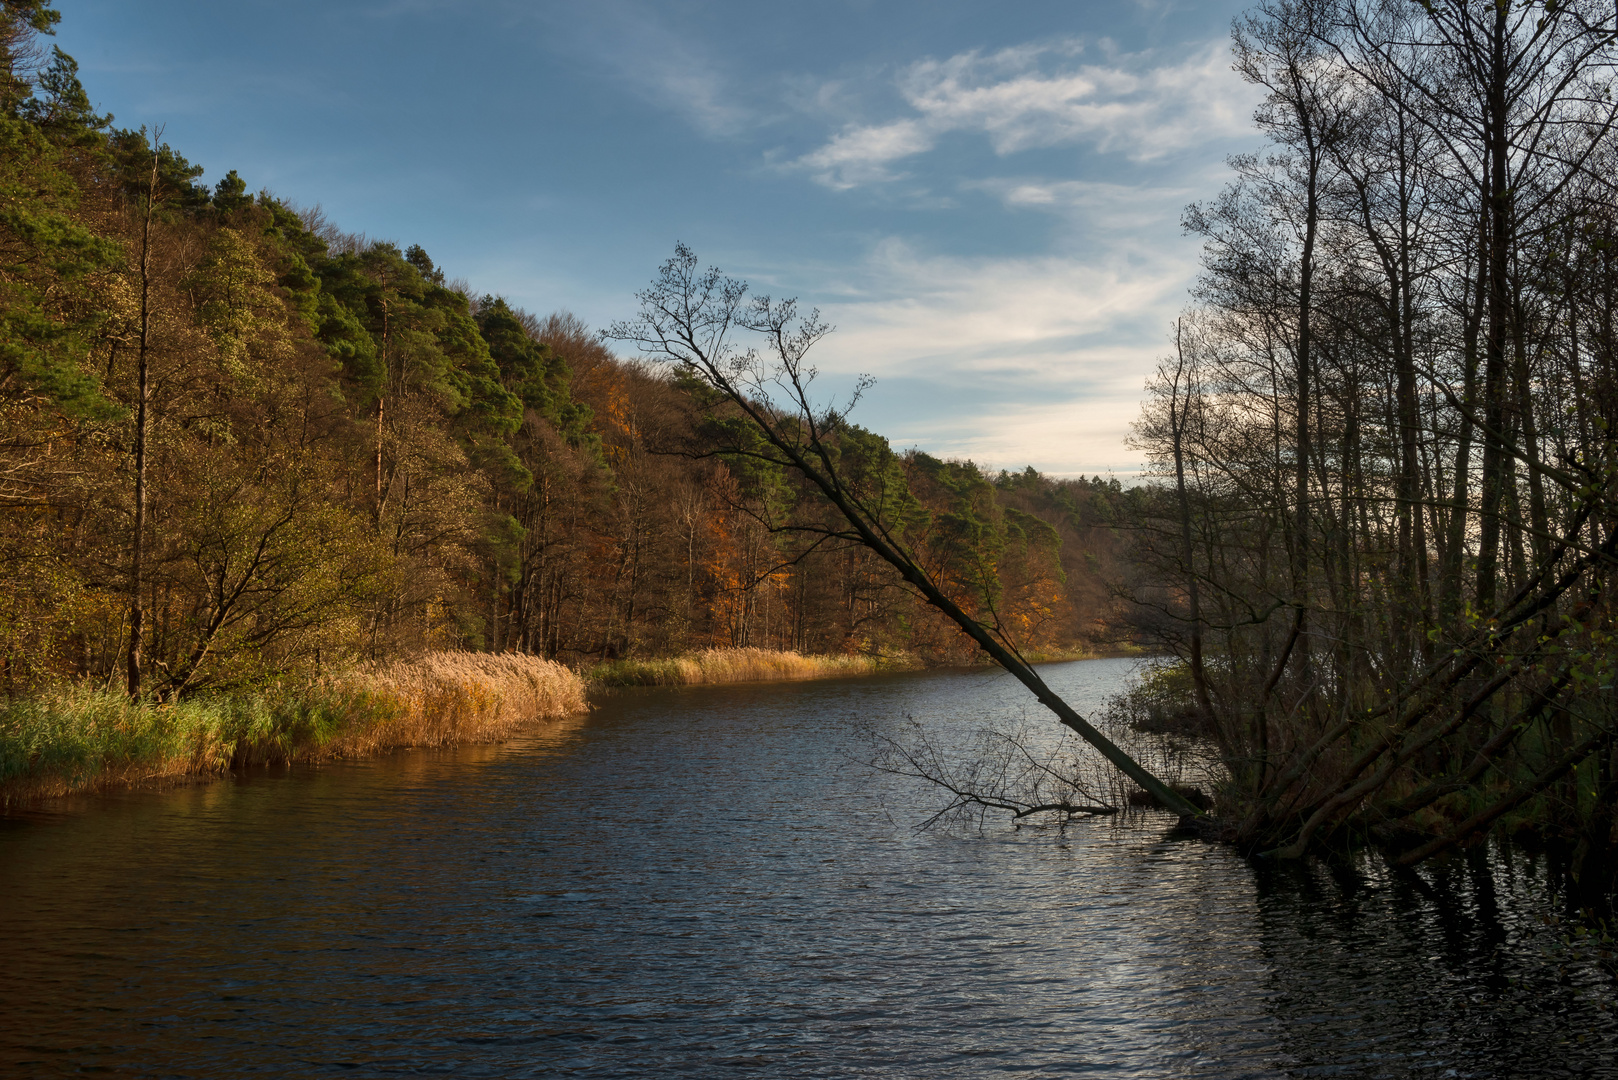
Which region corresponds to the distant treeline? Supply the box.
[0,1,1148,697]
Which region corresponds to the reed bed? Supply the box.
[589,647,878,688]
[320,651,587,756]
[0,652,586,804]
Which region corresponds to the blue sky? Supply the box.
[54,0,1262,476]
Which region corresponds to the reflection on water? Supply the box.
[2,658,1614,1078]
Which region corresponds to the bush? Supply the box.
[1103,661,1212,737]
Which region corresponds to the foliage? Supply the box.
[0,3,1144,694]
[1126,0,1618,866]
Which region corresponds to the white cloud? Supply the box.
[894,399,1152,477]
[796,119,933,188]
[973,176,1193,219]
[773,232,1199,474]
[792,38,1256,188]
[831,237,1180,366]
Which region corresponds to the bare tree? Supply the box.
[606,244,1204,818]
[1128,0,1618,862]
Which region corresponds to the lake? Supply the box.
[3,658,1615,1077]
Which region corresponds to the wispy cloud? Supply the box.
[642,62,751,138]
[793,39,1255,188]
[823,237,1189,385]
[771,233,1198,473]
[965,174,1220,233]
[539,1,754,138]
[795,119,933,187]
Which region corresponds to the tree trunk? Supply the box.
[1170,322,1216,729]
[126,134,159,698]
[1474,2,1511,611]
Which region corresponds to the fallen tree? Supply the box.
[606,245,1203,819]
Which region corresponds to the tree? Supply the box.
[607,243,1203,818]
[125,128,157,696]
[1128,0,1618,863]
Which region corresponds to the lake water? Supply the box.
[3,658,1616,1077]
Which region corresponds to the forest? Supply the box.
[589,0,1618,874]
[5,0,1618,875]
[1117,0,1618,870]
[0,0,1142,708]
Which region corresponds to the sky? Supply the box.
[53,0,1263,477]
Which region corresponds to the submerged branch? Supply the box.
[864,719,1122,828]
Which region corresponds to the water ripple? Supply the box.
[2,660,1614,1077]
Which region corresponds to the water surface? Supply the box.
[3,659,1615,1077]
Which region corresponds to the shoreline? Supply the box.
[584,647,886,689]
[0,652,585,807]
[580,644,1148,691]
[2,645,1145,806]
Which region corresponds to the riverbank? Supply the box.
[2,645,1142,806]
[582,644,1151,689]
[1019,643,1148,664]
[0,652,586,805]
[586,647,884,688]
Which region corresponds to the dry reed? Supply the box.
[589,647,877,688]
[321,651,588,756]
[0,652,586,804]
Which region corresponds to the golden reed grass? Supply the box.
[322,651,587,755]
[0,651,586,804]
[589,647,877,687]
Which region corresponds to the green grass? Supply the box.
[0,684,375,800]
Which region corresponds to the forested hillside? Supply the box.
[0,1,1145,698]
